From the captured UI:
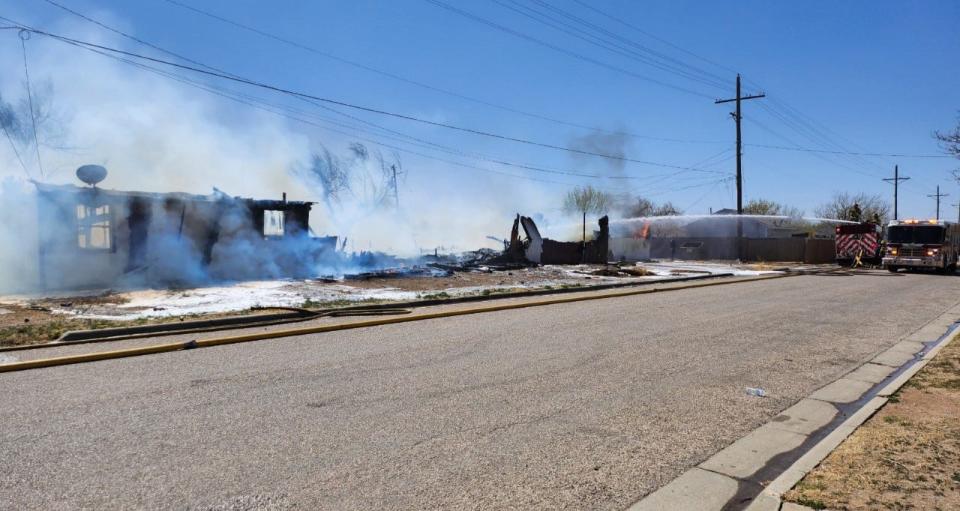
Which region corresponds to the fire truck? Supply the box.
[835,222,882,266]
[883,219,960,273]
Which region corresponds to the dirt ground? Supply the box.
[0,264,662,347]
[0,304,295,347]
[0,262,756,348]
[784,338,960,510]
[340,264,658,291]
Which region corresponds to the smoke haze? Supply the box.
[0,10,574,291]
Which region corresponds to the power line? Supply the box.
[159,0,721,145]
[422,0,716,99]
[499,2,940,181]
[41,0,240,78]
[759,99,893,178]
[526,0,730,88]
[37,28,703,194]
[19,29,44,180]
[5,22,723,175]
[569,0,738,78]
[495,1,919,173]
[5,10,731,200]
[9,13,722,185]
[745,143,949,159]
[490,0,728,91]
[755,101,886,179]
[743,116,883,180]
[683,178,725,211]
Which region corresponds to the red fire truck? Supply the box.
[835,222,882,266]
[883,219,960,273]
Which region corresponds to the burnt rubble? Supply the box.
[494,214,610,265]
[34,182,338,290]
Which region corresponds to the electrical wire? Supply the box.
[491,0,728,91]
[745,143,949,159]
[5,15,722,188]
[524,0,730,88]
[422,0,716,99]
[19,29,44,180]
[569,0,739,79]
[58,39,649,193]
[2,21,723,175]
[159,0,722,145]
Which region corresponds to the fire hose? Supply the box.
[0,272,804,374]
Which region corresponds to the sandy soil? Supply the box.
[0,261,776,346]
[784,339,960,510]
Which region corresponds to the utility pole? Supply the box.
[715,74,764,260]
[390,164,399,210]
[952,201,960,223]
[882,165,909,220]
[928,185,948,221]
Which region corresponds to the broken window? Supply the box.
[77,204,112,250]
[263,210,285,237]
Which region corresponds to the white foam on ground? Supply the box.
[49,280,422,321]
[641,261,781,277]
[19,261,783,321]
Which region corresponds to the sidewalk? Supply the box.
[629,301,960,511]
[782,328,960,510]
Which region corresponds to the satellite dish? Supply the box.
[76,165,107,187]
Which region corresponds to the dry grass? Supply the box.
[0,317,130,347]
[0,305,288,347]
[784,339,960,510]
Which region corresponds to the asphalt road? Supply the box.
[2,271,959,510]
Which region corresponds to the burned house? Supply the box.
[499,214,610,264]
[34,173,336,290]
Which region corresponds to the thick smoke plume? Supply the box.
[0,12,555,292]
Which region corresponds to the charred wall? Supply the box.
[34,184,335,290]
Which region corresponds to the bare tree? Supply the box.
[0,95,22,140]
[1,85,64,178]
[300,143,403,212]
[623,196,683,217]
[563,185,612,244]
[936,113,960,182]
[743,198,803,218]
[653,201,682,216]
[935,113,960,158]
[304,146,349,210]
[815,192,890,224]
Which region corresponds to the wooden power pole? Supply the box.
[715,74,765,215]
[882,165,910,221]
[715,74,764,260]
[928,185,948,221]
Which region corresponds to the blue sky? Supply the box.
[4,0,960,223]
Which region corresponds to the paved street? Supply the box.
[2,271,959,510]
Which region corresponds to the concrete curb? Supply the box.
[628,301,960,511]
[4,266,841,353]
[1,271,805,374]
[0,272,735,354]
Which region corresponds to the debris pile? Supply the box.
[494,214,610,265]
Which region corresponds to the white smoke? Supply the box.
[0,7,563,292]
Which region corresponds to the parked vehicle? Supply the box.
[883,219,960,273]
[835,222,882,266]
